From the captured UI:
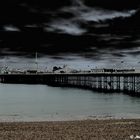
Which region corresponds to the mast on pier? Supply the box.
[35,52,38,72]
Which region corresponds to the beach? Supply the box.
[0,84,140,139]
[0,119,140,140]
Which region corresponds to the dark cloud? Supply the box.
[0,0,140,63]
[84,0,140,10]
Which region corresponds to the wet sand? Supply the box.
[0,119,140,140]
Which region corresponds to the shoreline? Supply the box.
[0,118,140,123]
[0,117,140,123]
[0,119,140,140]
[1,114,140,122]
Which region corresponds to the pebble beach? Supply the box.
[0,119,140,140]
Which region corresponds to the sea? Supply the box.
[0,0,140,121]
[0,84,140,122]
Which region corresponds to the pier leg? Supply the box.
[116,76,120,92]
[123,76,128,93]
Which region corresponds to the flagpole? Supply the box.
[35,52,38,72]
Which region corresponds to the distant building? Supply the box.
[90,68,135,73]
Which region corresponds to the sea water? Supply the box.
[0,84,140,121]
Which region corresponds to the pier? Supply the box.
[0,68,140,96]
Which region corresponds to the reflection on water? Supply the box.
[0,84,140,121]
